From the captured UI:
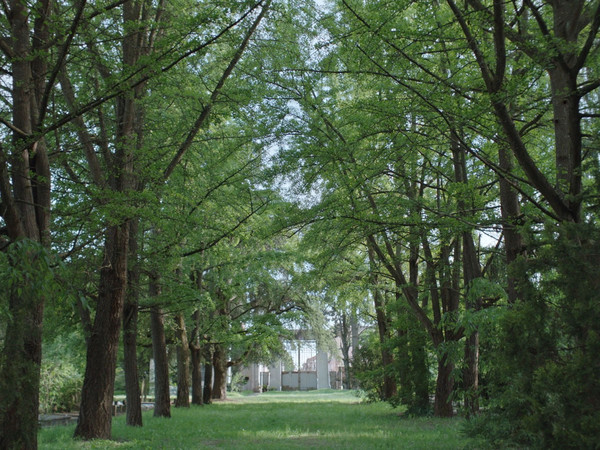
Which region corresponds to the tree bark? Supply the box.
[0,0,51,446]
[190,345,203,405]
[407,237,429,411]
[396,326,412,405]
[461,235,482,416]
[367,246,397,401]
[174,313,191,407]
[212,344,228,400]
[123,219,142,426]
[190,308,204,405]
[338,312,352,390]
[463,331,479,415]
[434,353,455,417]
[123,301,143,426]
[375,292,397,399]
[75,223,130,439]
[410,327,430,411]
[433,240,460,417]
[74,0,141,438]
[0,266,45,449]
[150,288,171,418]
[451,135,482,415]
[349,311,360,389]
[498,146,526,304]
[549,67,580,207]
[546,0,583,221]
[203,346,214,404]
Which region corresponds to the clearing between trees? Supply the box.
[39,390,473,449]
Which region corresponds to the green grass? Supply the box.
[39,390,477,449]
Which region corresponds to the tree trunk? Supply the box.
[0,281,45,449]
[212,344,228,400]
[396,326,412,405]
[190,345,203,405]
[367,245,397,400]
[434,353,454,417]
[450,128,483,416]
[190,308,203,405]
[410,327,430,411]
[203,346,213,404]
[123,218,142,426]
[75,0,141,437]
[432,241,461,418]
[121,0,151,421]
[350,311,360,389]
[376,292,396,401]
[75,223,129,439]
[374,289,397,400]
[395,282,413,406]
[174,313,191,407]
[462,231,482,416]
[549,68,581,220]
[338,313,352,390]
[150,299,171,418]
[406,237,429,410]
[123,300,142,426]
[0,0,51,446]
[463,331,479,415]
[149,272,171,418]
[498,146,526,304]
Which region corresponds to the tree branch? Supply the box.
[163,0,271,180]
[492,0,506,91]
[38,0,88,126]
[0,117,28,137]
[575,0,600,71]
[181,199,269,258]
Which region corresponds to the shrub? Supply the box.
[229,371,248,393]
[39,361,82,413]
[352,331,385,403]
[467,223,600,448]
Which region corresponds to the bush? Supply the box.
[39,331,86,413]
[353,328,432,415]
[39,362,82,413]
[229,371,248,393]
[467,223,600,448]
[352,331,386,403]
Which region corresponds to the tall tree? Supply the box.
[443,1,600,444]
[0,0,81,445]
[73,0,156,437]
[66,0,273,438]
[174,312,191,408]
[149,274,171,418]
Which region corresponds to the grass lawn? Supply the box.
[39,390,478,449]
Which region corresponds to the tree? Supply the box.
[174,311,191,408]
[149,273,171,418]
[324,0,600,441]
[65,0,273,438]
[0,0,83,445]
[443,1,600,444]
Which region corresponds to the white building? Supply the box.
[237,339,344,391]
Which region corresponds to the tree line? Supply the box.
[1,1,599,448]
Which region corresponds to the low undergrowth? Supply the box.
[39,390,477,449]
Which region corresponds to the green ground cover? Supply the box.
[39,390,477,449]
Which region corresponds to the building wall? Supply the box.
[281,371,318,390]
[316,351,330,389]
[269,361,282,391]
[236,339,347,392]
